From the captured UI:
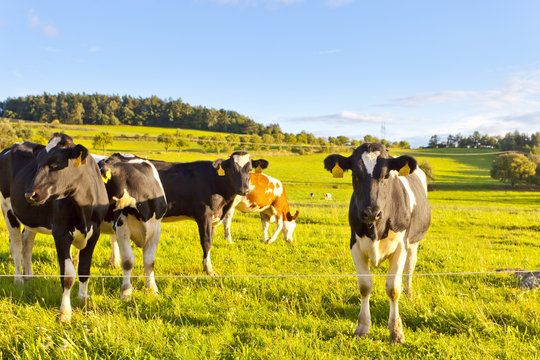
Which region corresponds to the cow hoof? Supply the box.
[354,328,369,338]
[110,259,121,269]
[354,331,369,338]
[226,237,233,244]
[58,311,71,324]
[78,295,91,303]
[120,286,133,300]
[390,332,405,344]
[14,276,24,286]
[146,285,159,296]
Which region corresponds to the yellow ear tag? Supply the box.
[332,163,344,178]
[74,153,82,168]
[398,162,410,176]
[102,168,112,183]
[217,164,226,176]
[254,165,263,174]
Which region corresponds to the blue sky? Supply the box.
[1,0,540,147]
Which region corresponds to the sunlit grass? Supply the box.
[0,126,538,358]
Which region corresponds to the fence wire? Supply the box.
[0,269,537,279]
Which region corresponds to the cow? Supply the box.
[0,143,42,284]
[324,143,430,344]
[222,172,299,244]
[310,192,314,199]
[323,193,332,200]
[149,152,268,275]
[0,134,109,323]
[97,153,167,299]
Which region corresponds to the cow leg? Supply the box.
[260,214,270,243]
[198,217,216,275]
[110,235,121,269]
[265,217,283,244]
[386,241,407,344]
[1,197,23,284]
[77,230,100,306]
[21,228,36,279]
[223,207,235,244]
[115,215,135,299]
[351,241,372,337]
[403,242,419,297]
[143,221,160,295]
[53,230,75,323]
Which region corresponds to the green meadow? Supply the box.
[0,124,539,359]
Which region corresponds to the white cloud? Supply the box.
[0,19,6,27]
[28,9,58,38]
[45,47,58,53]
[89,46,101,53]
[387,69,540,110]
[12,71,23,78]
[289,111,393,125]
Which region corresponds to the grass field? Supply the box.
[0,125,539,359]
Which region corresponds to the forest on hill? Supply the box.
[0,93,274,135]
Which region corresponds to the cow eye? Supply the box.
[384,173,390,179]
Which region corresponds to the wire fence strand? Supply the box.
[0,269,537,279]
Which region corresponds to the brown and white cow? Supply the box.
[324,143,431,344]
[222,173,299,244]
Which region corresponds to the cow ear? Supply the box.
[70,144,89,168]
[286,210,300,221]
[212,158,228,176]
[324,154,352,178]
[252,159,269,173]
[388,155,417,176]
[32,144,46,158]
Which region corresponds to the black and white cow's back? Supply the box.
[324,143,430,344]
[97,153,167,298]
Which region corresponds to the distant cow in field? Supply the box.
[310,192,314,199]
[222,172,299,244]
[0,134,109,322]
[324,143,430,344]
[97,153,167,299]
[323,193,332,200]
[149,152,268,275]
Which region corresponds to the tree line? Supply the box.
[428,131,539,153]
[0,92,275,135]
[0,93,413,153]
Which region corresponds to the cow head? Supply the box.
[25,133,90,205]
[96,153,137,183]
[324,143,417,235]
[213,152,269,196]
[283,210,299,242]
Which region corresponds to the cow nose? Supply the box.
[362,207,381,223]
[25,192,38,202]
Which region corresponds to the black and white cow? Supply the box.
[0,134,109,322]
[97,153,167,299]
[150,152,268,275]
[0,142,42,284]
[324,143,431,344]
